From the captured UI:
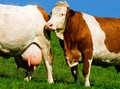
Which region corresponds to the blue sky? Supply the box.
[0,0,120,17]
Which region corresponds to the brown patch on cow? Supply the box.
[64,8,93,74]
[64,8,93,59]
[95,17,120,53]
[37,6,49,21]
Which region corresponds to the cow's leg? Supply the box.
[82,51,93,87]
[42,49,54,83]
[24,67,33,81]
[71,65,79,83]
[24,71,31,81]
[83,59,92,87]
[114,65,120,73]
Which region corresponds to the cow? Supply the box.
[45,1,120,87]
[0,4,54,83]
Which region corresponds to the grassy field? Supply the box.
[0,32,120,89]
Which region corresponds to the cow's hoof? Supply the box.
[24,76,31,81]
[85,83,90,87]
[48,80,54,84]
[24,77,29,81]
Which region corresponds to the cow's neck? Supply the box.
[55,23,66,40]
[55,29,64,40]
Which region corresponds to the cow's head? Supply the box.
[45,1,69,40]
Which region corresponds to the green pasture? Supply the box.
[0,32,120,89]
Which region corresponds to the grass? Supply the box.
[0,32,120,89]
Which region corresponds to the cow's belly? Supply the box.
[0,28,35,55]
[0,40,32,55]
[93,51,120,67]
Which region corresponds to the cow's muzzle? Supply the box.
[44,23,53,30]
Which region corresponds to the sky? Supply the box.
[0,0,120,18]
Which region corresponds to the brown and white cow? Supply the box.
[45,1,120,87]
[0,4,54,83]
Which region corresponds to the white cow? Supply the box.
[0,4,53,83]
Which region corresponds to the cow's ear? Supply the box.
[66,7,75,17]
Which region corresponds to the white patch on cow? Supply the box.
[73,70,76,74]
[85,59,92,87]
[82,13,107,55]
[82,13,120,65]
[66,52,82,67]
[67,61,79,67]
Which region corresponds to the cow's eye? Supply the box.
[60,13,64,17]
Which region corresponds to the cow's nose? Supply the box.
[48,23,53,27]
[45,23,53,30]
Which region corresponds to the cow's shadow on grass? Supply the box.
[0,71,95,87]
[32,76,93,86]
[0,72,8,77]
[0,70,24,80]
[53,79,95,86]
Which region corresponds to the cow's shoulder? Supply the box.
[65,8,93,54]
[65,8,92,42]
[65,8,90,36]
